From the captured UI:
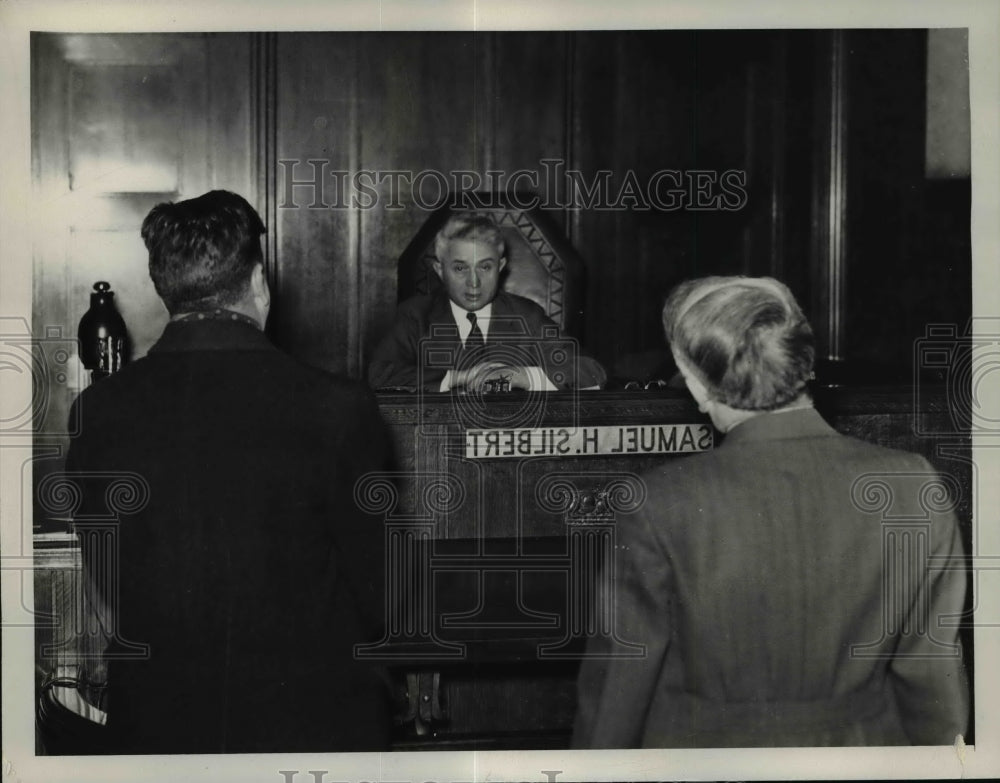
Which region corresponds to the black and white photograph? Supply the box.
[2,1,999,781]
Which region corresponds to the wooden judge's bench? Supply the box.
[364,385,971,749]
[33,385,971,751]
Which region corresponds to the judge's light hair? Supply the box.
[434,213,506,261]
[662,276,815,410]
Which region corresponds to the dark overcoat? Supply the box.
[67,317,392,753]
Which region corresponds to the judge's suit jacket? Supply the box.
[573,407,969,748]
[367,291,606,390]
[66,318,391,754]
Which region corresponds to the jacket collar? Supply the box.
[719,406,838,447]
[429,291,455,326]
[147,318,274,354]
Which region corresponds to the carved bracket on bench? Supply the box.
[395,670,448,735]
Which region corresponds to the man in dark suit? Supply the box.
[573,276,969,748]
[65,190,391,753]
[367,213,606,392]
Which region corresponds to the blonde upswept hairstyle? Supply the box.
[662,276,815,410]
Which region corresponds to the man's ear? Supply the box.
[498,256,507,273]
[249,263,271,325]
[432,259,443,279]
[251,263,270,306]
[251,262,267,295]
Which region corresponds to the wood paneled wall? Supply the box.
[269,29,968,383]
[32,33,259,366]
[32,30,971,393]
[272,31,796,379]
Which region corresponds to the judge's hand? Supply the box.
[482,366,530,390]
[451,361,507,390]
[453,362,530,391]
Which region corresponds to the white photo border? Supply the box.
[2,1,998,781]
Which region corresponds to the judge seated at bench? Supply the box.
[368,213,606,392]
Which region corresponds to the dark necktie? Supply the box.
[467,311,486,347]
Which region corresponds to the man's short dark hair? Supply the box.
[141,190,266,314]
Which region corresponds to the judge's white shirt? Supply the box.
[439,300,556,392]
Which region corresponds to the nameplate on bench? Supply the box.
[464,424,713,459]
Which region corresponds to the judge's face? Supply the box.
[434,239,506,312]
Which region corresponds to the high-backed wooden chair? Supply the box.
[397,195,587,335]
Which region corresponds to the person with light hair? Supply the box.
[573,275,969,748]
[664,275,817,423]
[368,212,606,392]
